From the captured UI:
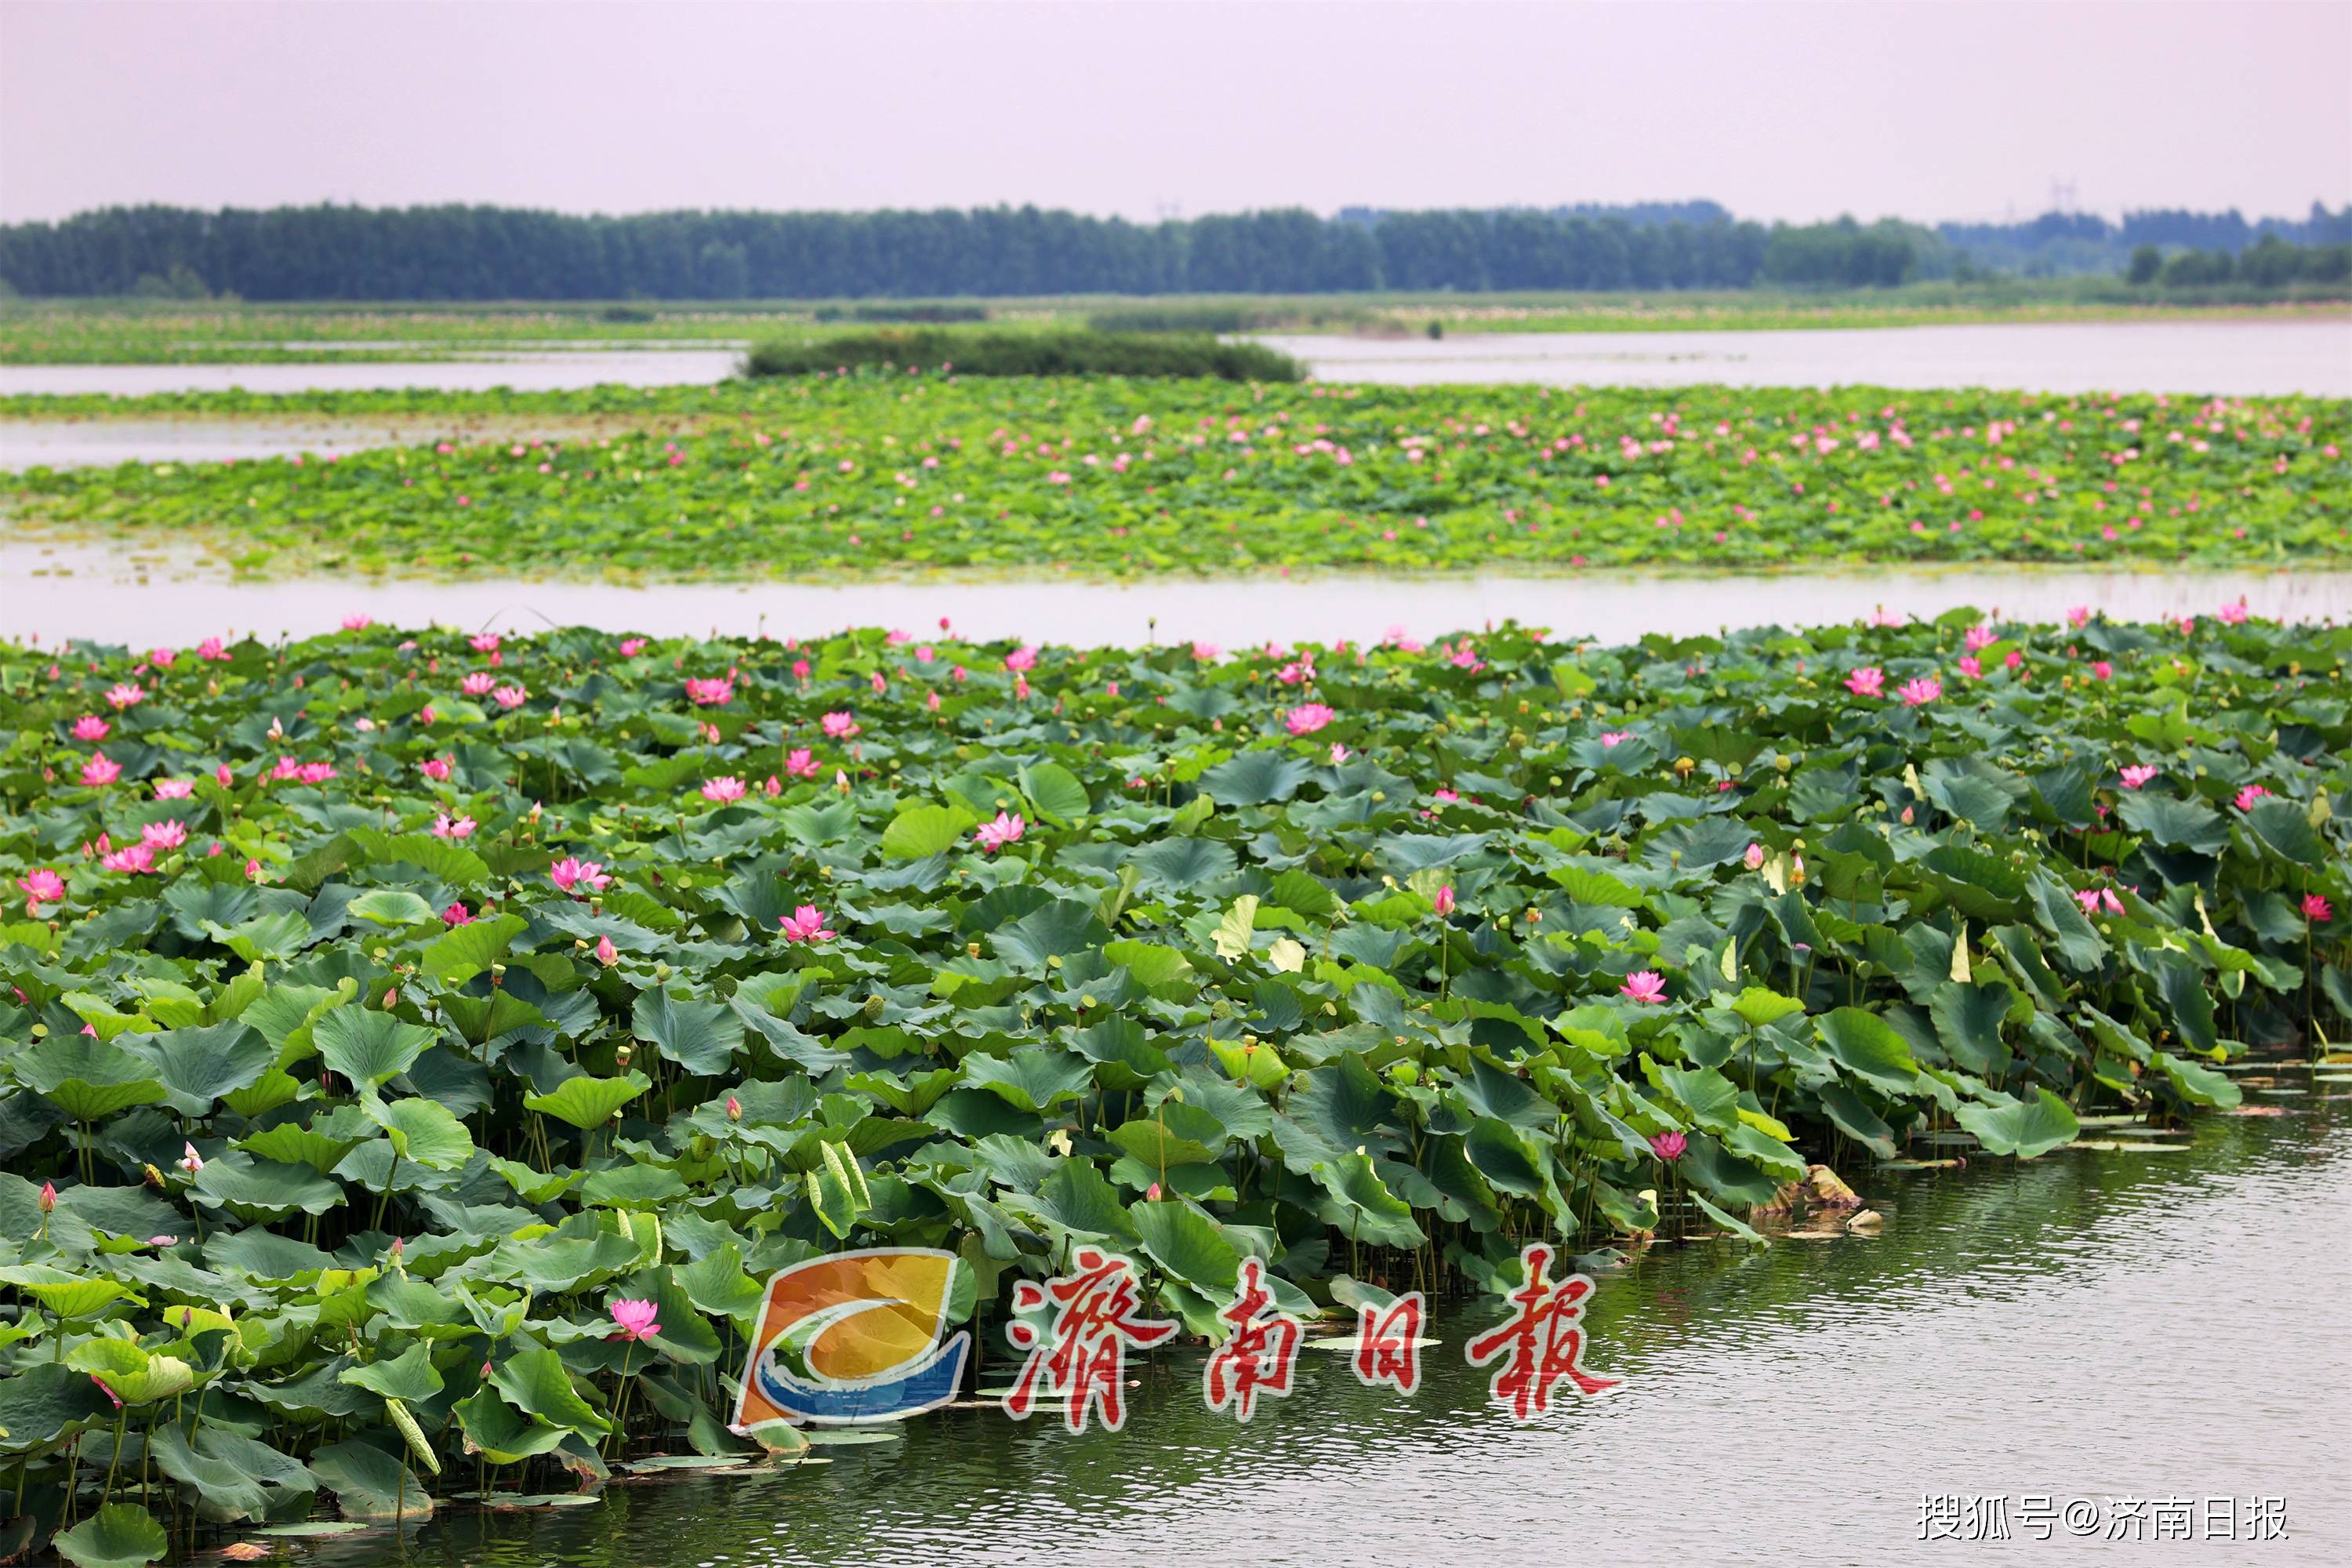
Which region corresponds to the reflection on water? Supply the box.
[0,350,745,397]
[0,416,662,472]
[2,320,2346,403]
[2,543,2345,648]
[1264,318,2352,397]
[292,1100,2347,1567]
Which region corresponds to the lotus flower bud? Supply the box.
[38,1181,56,1214]
[726,1094,742,1122]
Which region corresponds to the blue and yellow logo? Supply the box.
[732,1248,970,1427]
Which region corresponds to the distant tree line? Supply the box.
[0,200,2341,301]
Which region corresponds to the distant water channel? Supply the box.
[2,318,2347,412]
[4,543,2345,647]
[301,1089,2349,1567]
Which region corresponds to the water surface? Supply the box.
[4,546,2343,647]
[299,1095,2347,1567]
[4,319,2347,404]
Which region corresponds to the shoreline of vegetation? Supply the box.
[743,329,1305,383]
[3,286,2347,365]
[0,611,2343,1559]
[5,379,2345,579]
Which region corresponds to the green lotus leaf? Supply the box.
[308,1436,437,1520]
[314,1007,437,1089]
[1953,1087,2079,1159]
[53,1504,169,1568]
[523,1071,651,1131]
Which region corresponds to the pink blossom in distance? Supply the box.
[1284,703,1335,736]
[702,776,747,804]
[1897,677,1942,707]
[1845,666,1884,697]
[1621,971,1668,1004]
[778,906,837,942]
[550,857,611,894]
[973,811,1025,853]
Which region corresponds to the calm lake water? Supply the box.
[1263,318,2352,397]
[4,543,2346,647]
[290,1087,2348,1568]
[2,318,2347,407]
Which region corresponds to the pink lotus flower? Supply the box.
[1284,703,1335,736]
[1328,742,1350,764]
[595,935,619,966]
[784,747,819,779]
[685,677,734,707]
[1433,885,1456,916]
[298,762,337,785]
[1432,788,1459,805]
[619,637,648,657]
[821,711,860,739]
[245,858,263,881]
[2091,660,2114,681]
[1744,843,1766,869]
[778,906,837,942]
[18,869,65,913]
[2073,888,2101,914]
[550,857,611,894]
[105,683,146,710]
[1648,1130,1687,1163]
[2065,605,2092,629]
[443,902,472,925]
[140,819,187,851]
[421,757,452,781]
[610,1298,662,1342]
[1004,645,1039,673]
[2217,600,2249,625]
[1192,641,1221,662]
[81,753,122,787]
[149,647,176,668]
[1598,730,1634,748]
[1957,655,1983,680]
[2234,785,2270,811]
[973,811,1025,853]
[461,672,497,695]
[726,1094,742,1121]
[2118,765,2158,789]
[1621,971,1668,1004]
[491,684,528,710]
[702,776,747,804]
[177,1142,203,1177]
[1897,677,1942,707]
[154,778,194,800]
[1845,666,1884,697]
[2304,895,2333,924]
[2100,887,2125,914]
[419,706,436,724]
[431,813,476,839]
[71,715,110,742]
[342,614,373,631]
[470,633,501,655]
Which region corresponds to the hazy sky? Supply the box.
[4,1,2347,227]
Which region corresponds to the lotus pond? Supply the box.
[5,377,2348,579]
[0,607,2345,1565]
